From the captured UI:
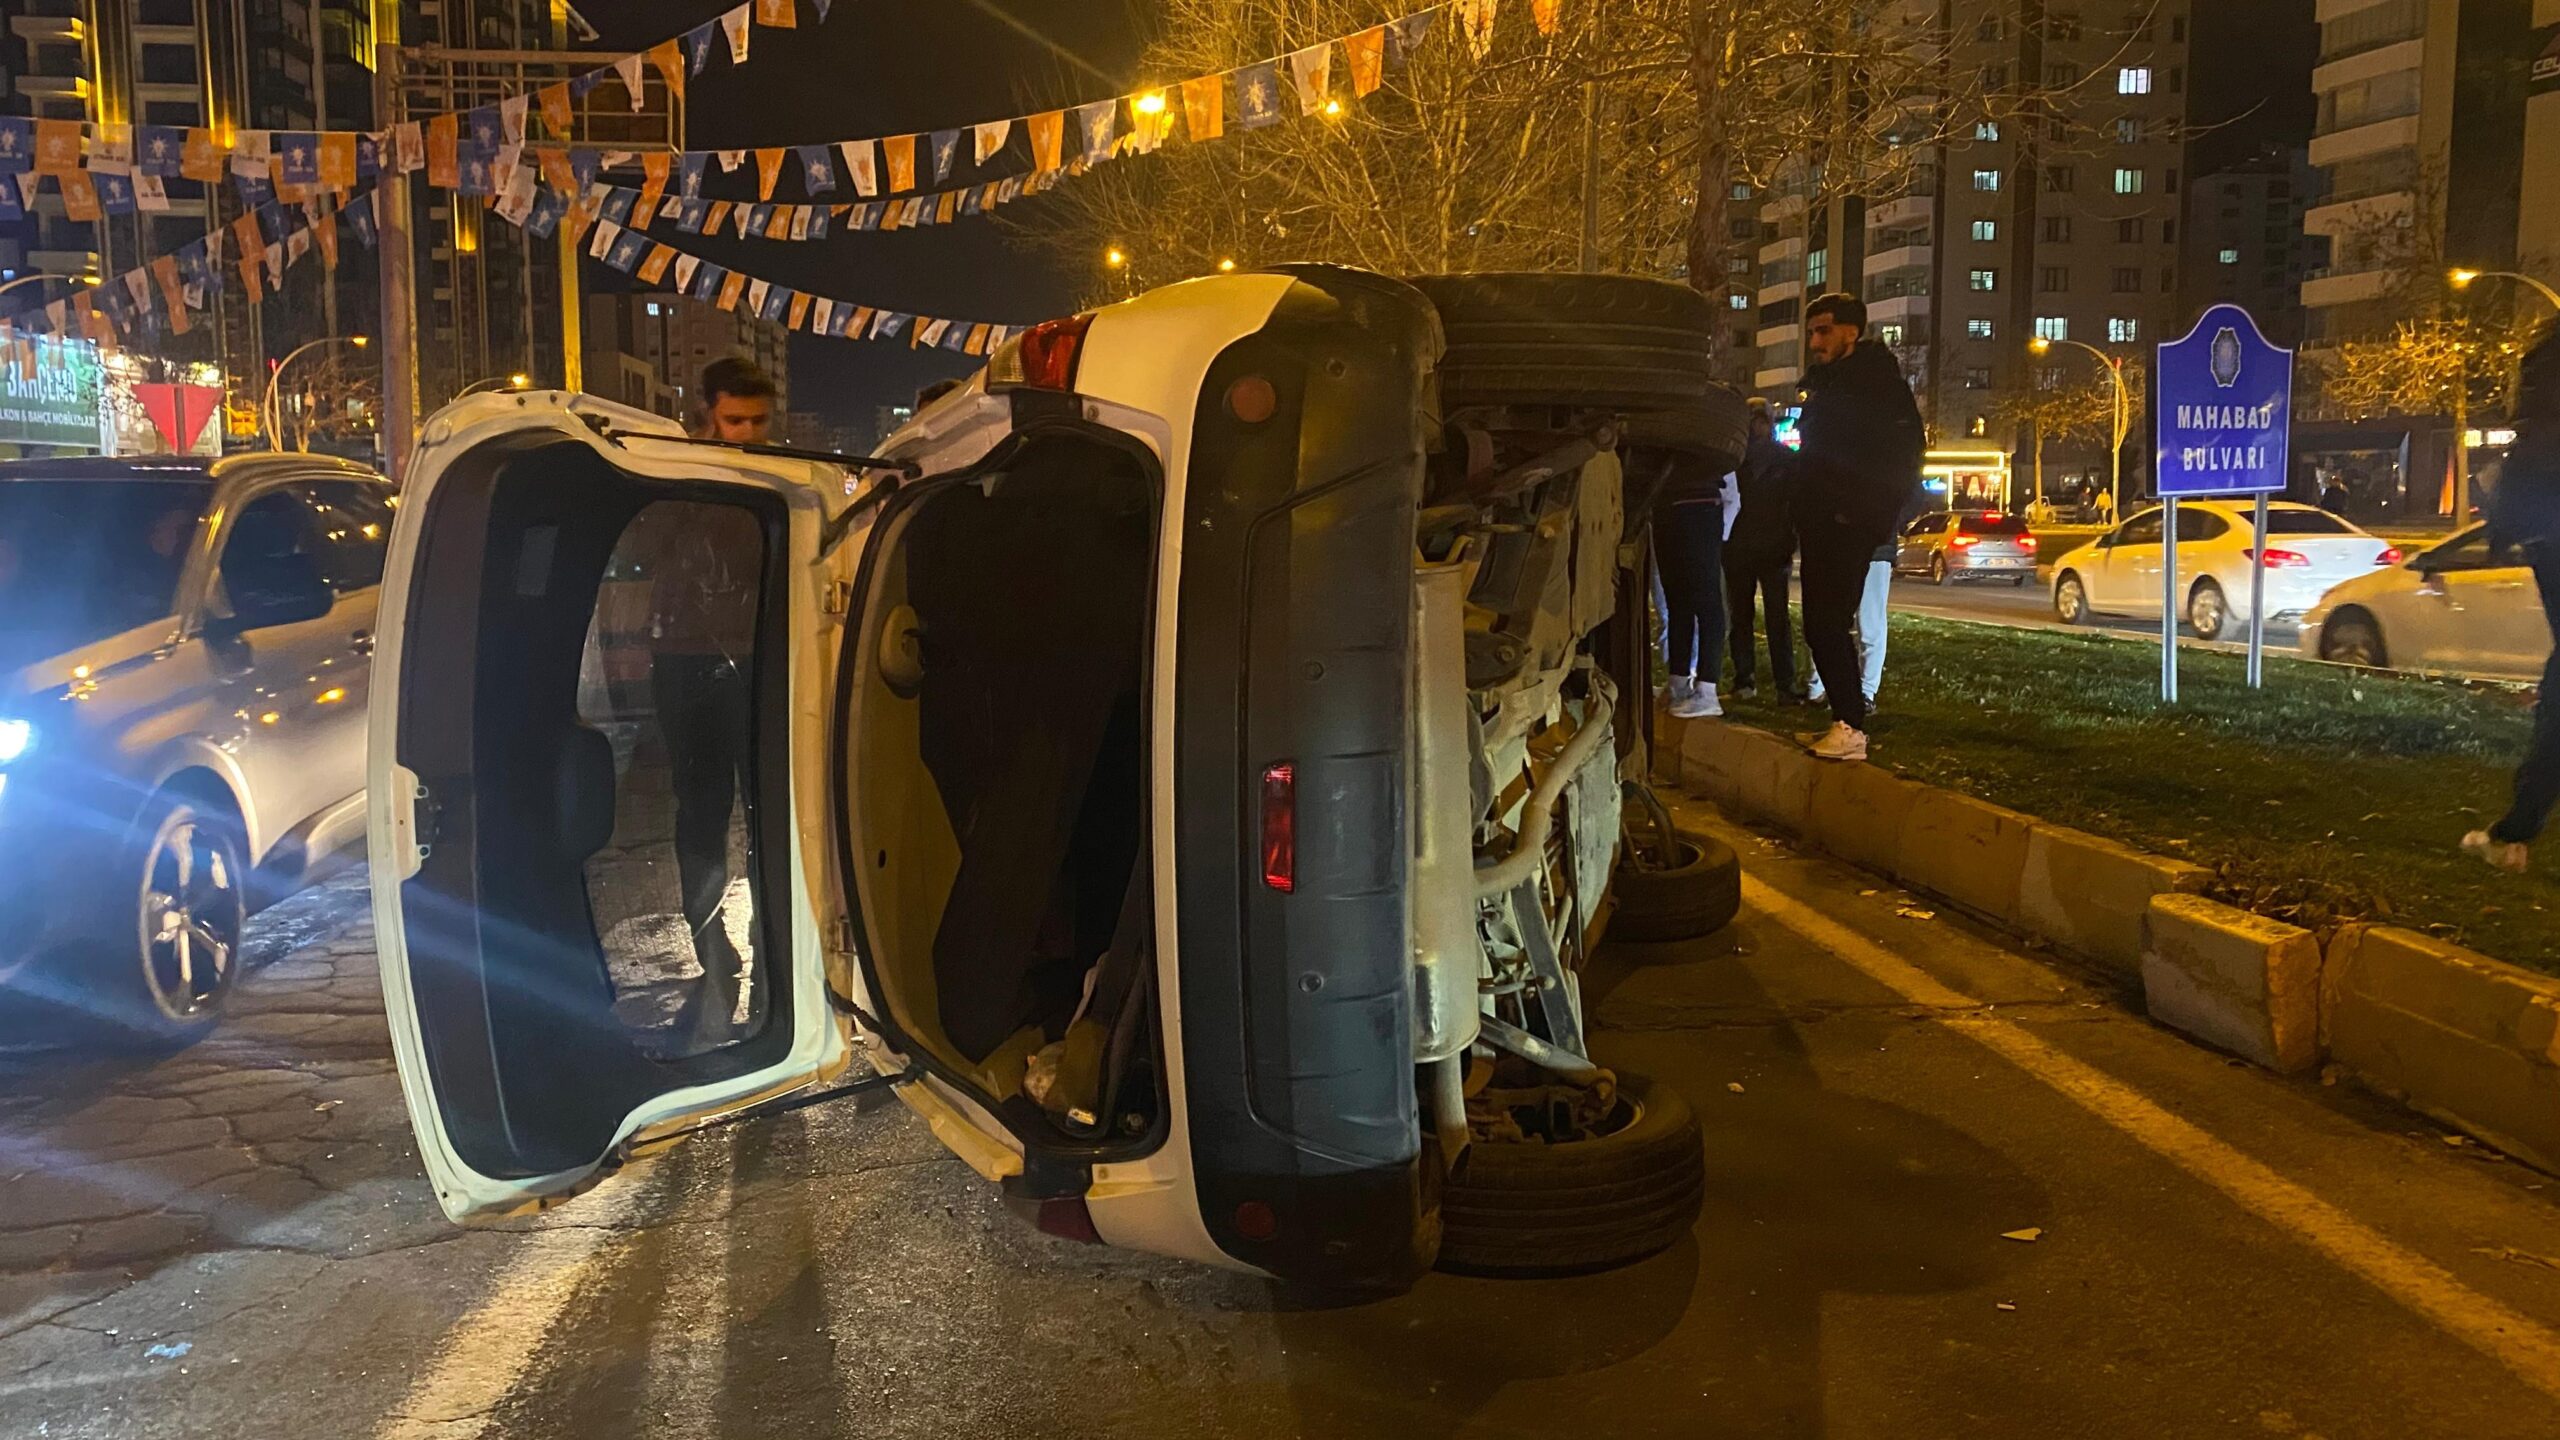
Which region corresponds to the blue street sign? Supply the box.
[2154,303,2293,497]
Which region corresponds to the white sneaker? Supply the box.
[1670,683,1722,719]
[1665,674,1695,703]
[1806,722,1868,762]
[2463,830,2529,874]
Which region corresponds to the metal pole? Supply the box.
[2248,491,2267,688]
[1577,5,1604,272]
[2162,496,2180,704]
[372,24,415,481]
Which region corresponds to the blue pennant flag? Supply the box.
[277,132,320,188]
[693,262,726,302]
[569,148,602,192]
[0,177,21,222]
[679,152,707,199]
[743,202,773,235]
[345,191,377,247]
[1234,63,1282,130]
[599,187,635,225]
[852,202,880,231]
[929,129,961,183]
[809,0,831,19]
[960,186,986,217]
[797,145,836,195]
[175,240,212,289]
[456,151,492,195]
[0,118,32,173]
[94,172,135,215]
[941,323,972,353]
[357,132,382,178]
[258,203,293,244]
[1388,10,1436,63]
[683,22,718,74]
[464,107,501,162]
[825,303,853,338]
[137,126,185,177]
[607,228,649,272]
[875,312,909,339]
[234,170,275,208]
[568,69,602,98]
[525,187,566,238]
[806,204,830,238]
[674,198,707,233]
[1072,100,1116,162]
[758,285,793,323]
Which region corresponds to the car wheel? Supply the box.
[1405,273,1720,421]
[102,793,244,1047]
[2010,575,2031,588]
[1607,833,1742,946]
[1930,554,1953,586]
[2320,611,2389,669]
[2055,572,2090,624]
[1438,1071,1704,1276]
[2188,580,2228,642]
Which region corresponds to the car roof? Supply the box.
[0,452,386,485]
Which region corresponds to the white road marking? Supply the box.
[1745,873,2560,1402]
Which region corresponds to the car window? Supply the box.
[1905,514,1943,537]
[216,491,335,618]
[2176,510,2228,543]
[2265,510,2355,535]
[0,479,208,668]
[297,481,394,593]
[2116,511,2164,546]
[1959,514,2030,535]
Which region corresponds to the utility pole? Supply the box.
[1578,5,1605,272]
[309,0,335,335]
[371,2,414,479]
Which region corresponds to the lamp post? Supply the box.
[2451,267,2560,315]
[263,335,370,451]
[453,371,532,399]
[2031,335,2131,518]
[0,271,102,306]
[2452,269,2559,463]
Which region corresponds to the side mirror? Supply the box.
[222,554,336,633]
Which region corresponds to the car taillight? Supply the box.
[2020,535,2038,551]
[2375,546,2405,566]
[1948,535,1975,548]
[1260,763,1296,893]
[988,314,1093,392]
[2245,547,2311,568]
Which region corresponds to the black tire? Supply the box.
[1930,553,1954,586]
[1608,833,1742,944]
[2320,610,2389,669]
[2188,579,2228,642]
[1438,1071,1704,1276]
[1406,273,1714,414]
[1620,385,1751,475]
[95,791,244,1048]
[2054,571,2090,625]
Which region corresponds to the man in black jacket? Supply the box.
[1792,292,1926,760]
[2467,324,2560,873]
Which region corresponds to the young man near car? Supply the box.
[2467,325,2560,873]
[1723,400,1804,700]
[693,355,778,444]
[1791,292,1926,761]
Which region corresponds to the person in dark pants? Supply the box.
[2468,326,2560,873]
[1655,450,1737,718]
[1790,292,1926,762]
[1724,400,1803,699]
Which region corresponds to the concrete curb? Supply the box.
[1664,711,2560,1172]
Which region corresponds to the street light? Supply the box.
[454,372,533,399]
[1104,246,1127,269]
[1217,257,1238,273]
[264,335,369,451]
[2450,267,2560,314]
[0,271,101,304]
[2030,334,2132,519]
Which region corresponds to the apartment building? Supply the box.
[584,290,790,424]
[2521,2,2559,278]
[2182,147,2328,346]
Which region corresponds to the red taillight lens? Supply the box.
[2376,546,2405,566]
[1008,314,1093,391]
[2020,535,2038,552]
[2245,547,2311,568]
[1948,535,1976,549]
[1260,763,1296,893]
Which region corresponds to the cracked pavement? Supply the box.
[9,804,2560,1437]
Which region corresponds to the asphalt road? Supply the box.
[11,804,2560,1438]
[1881,570,2308,653]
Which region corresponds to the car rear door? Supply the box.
[367,396,859,1222]
[2093,509,2166,614]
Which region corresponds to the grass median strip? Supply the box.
[1715,612,2558,971]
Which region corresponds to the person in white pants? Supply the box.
[1807,554,1891,711]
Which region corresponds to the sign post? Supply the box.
[2153,304,2296,699]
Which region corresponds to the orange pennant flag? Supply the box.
[33,119,80,174]
[233,211,264,263]
[1181,75,1224,141]
[756,0,796,28]
[1027,112,1064,172]
[650,39,686,100]
[764,205,793,238]
[151,256,190,334]
[754,147,785,201]
[537,147,575,194]
[936,191,958,224]
[180,127,226,181]
[58,171,99,221]
[315,210,339,269]
[426,114,459,188]
[638,244,676,284]
[703,199,734,233]
[1346,27,1387,96]
[881,135,916,191]
[634,153,671,226]
[319,132,358,191]
[1532,0,1562,36]
[717,271,746,311]
[786,292,811,331]
[238,247,265,304]
[539,83,573,138]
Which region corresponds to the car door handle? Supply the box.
[351,630,375,656]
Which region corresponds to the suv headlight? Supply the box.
[0,718,32,766]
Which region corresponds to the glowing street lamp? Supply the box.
[1105,247,1127,269]
[2450,267,2560,312]
[2029,334,2131,517]
[264,335,369,450]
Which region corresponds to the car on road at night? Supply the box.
[0,454,393,1044]
[2298,523,2551,680]
[367,266,1745,1294]
[2050,499,2399,640]
[1891,510,2038,586]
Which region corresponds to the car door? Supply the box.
[284,479,393,827]
[367,397,857,1222]
[2092,509,2165,614]
[1896,514,1944,572]
[2405,528,2547,677]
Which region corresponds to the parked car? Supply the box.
[0,453,392,1043]
[365,268,1746,1292]
[2299,523,2551,680]
[1893,510,2038,586]
[2049,499,2399,639]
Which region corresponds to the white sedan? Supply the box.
[2050,500,2400,640]
[2299,524,2551,681]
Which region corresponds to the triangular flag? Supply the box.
[882,134,916,191]
[1457,0,1498,59]
[639,244,676,284]
[1287,44,1333,114]
[787,292,811,330]
[315,210,339,269]
[973,119,1011,164]
[673,252,700,291]
[499,94,528,146]
[181,127,225,181]
[1389,10,1437,62]
[539,83,572,137]
[684,22,718,75]
[1235,62,1282,130]
[1182,75,1224,141]
[1073,100,1116,165]
[756,0,795,27]
[797,145,836,195]
[58,170,99,222]
[33,119,79,174]
[721,5,751,62]
[614,53,646,112]
[319,132,357,191]
[589,216,622,259]
[840,139,876,196]
[717,148,744,172]
[1028,111,1064,171]
[929,129,961,183]
[635,153,670,222]
[704,199,734,233]
[718,271,746,311]
[1346,27,1387,97]
[650,39,686,100]
[427,114,459,187]
[753,148,786,200]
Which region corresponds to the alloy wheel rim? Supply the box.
[2058,579,2082,619]
[2193,589,2224,636]
[139,818,241,1020]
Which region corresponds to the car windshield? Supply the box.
[2263,510,2356,535]
[0,480,208,669]
[1959,515,2030,535]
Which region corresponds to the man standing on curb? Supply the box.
[2466,324,2560,873]
[1791,292,1925,762]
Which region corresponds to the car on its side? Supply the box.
[2050,499,2399,640]
[1893,509,2038,586]
[2299,523,2550,681]
[0,454,392,1043]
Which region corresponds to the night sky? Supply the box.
[586,0,2316,432]
[585,1,1152,432]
